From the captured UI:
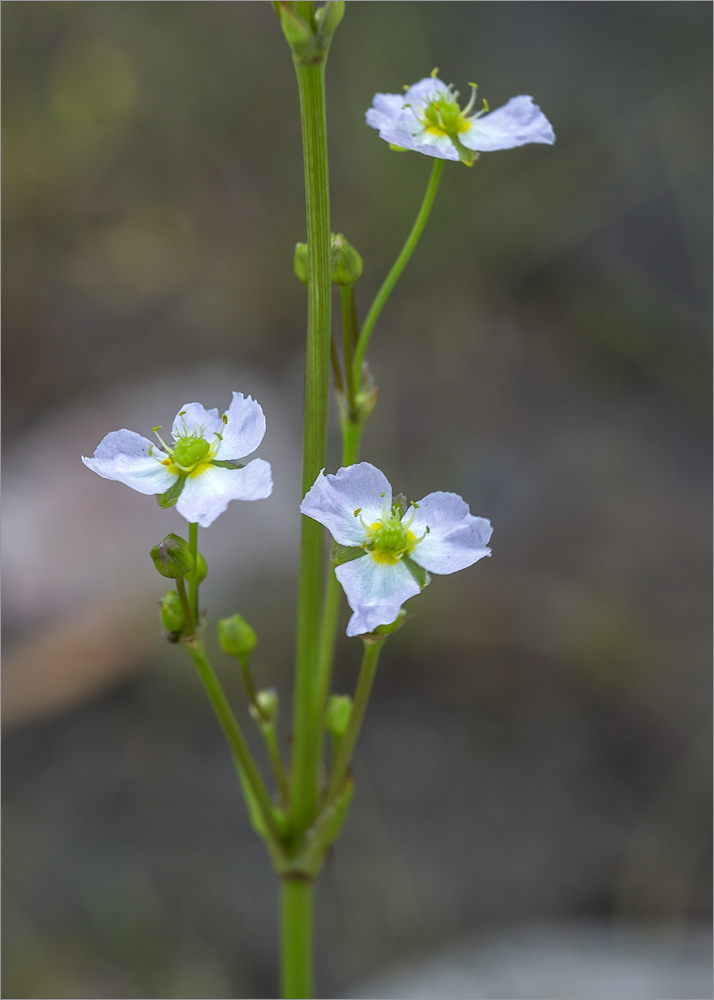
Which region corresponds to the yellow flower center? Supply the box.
[364,511,418,564]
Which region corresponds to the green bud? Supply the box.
[150,533,193,579]
[326,694,352,739]
[195,551,208,584]
[218,614,258,662]
[250,687,279,725]
[160,589,185,634]
[277,3,315,58]
[294,241,309,285]
[330,233,363,286]
[316,1,344,41]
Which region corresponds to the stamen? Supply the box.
[152,427,172,454]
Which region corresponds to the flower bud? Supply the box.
[277,3,314,55]
[218,614,258,662]
[330,233,363,286]
[150,533,193,579]
[160,590,185,633]
[250,687,279,725]
[316,1,344,41]
[196,551,208,584]
[326,694,352,739]
[294,242,309,285]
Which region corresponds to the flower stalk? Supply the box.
[353,156,444,379]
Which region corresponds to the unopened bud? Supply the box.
[250,687,279,725]
[160,590,185,634]
[326,694,352,738]
[218,614,258,662]
[278,3,314,54]
[195,551,208,584]
[330,233,363,286]
[316,1,345,41]
[150,533,193,579]
[294,242,309,285]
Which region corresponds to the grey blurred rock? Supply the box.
[342,923,713,1000]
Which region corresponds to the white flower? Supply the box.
[366,75,554,165]
[82,393,272,527]
[301,462,492,636]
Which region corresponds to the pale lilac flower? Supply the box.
[82,393,272,528]
[301,463,492,636]
[366,74,554,165]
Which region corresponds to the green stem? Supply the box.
[280,877,314,999]
[175,576,194,636]
[186,638,286,858]
[340,285,356,412]
[291,42,333,840]
[353,157,444,380]
[324,636,385,805]
[264,725,290,806]
[188,521,199,622]
[313,423,364,748]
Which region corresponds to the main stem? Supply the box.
[280,877,314,1000]
[291,53,332,840]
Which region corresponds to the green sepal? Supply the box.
[388,143,409,153]
[372,608,410,638]
[211,460,245,470]
[452,136,479,167]
[330,543,367,566]
[403,556,430,590]
[157,477,185,509]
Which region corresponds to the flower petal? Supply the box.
[409,492,492,574]
[171,403,223,440]
[461,95,555,152]
[369,91,407,119]
[217,392,267,461]
[403,76,446,110]
[300,463,392,547]
[176,458,273,528]
[335,555,421,637]
[82,430,176,495]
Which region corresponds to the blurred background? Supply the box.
[2,3,712,998]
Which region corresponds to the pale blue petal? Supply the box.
[82,429,175,495]
[409,492,492,574]
[336,555,421,637]
[172,402,222,440]
[403,77,448,111]
[176,458,273,528]
[369,91,406,119]
[461,95,555,152]
[300,463,392,547]
[217,392,267,461]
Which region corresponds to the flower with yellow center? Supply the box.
[366,73,555,165]
[82,393,272,527]
[301,462,493,636]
